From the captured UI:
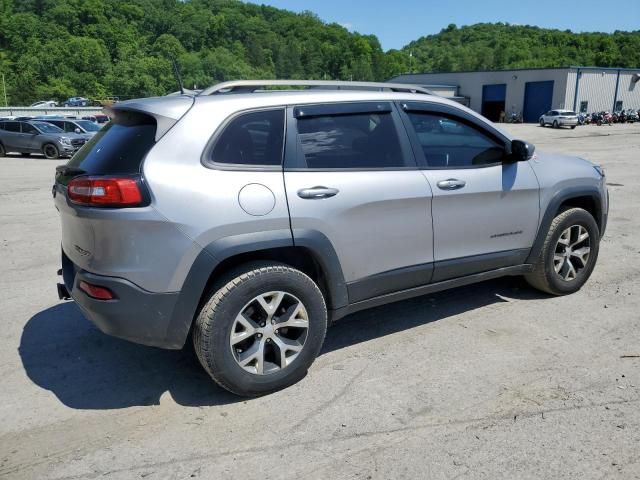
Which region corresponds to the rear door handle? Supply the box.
[436,179,466,190]
[297,186,339,199]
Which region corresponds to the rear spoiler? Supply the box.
[105,96,195,141]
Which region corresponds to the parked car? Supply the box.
[54,80,608,396]
[44,118,102,138]
[0,120,86,158]
[30,100,58,108]
[94,114,110,124]
[539,109,578,128]
[63,97,89,107]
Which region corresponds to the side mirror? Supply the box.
[74,128,81,134]
[510,139,535,161]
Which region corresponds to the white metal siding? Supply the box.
[574,70,618,112]
[615,71,640,111]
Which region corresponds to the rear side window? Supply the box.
[406,112,505,168]
[66,111,156,175]
[210,109,284,166]
[2,122,20,132]
[295,112,407,169]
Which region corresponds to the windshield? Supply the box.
[76,120,101,132]
[32,122,63,133]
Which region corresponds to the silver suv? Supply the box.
[0,120,87,158]
[54,80,608,396]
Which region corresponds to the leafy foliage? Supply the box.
[0,1,637,104]
[404,23,640,73]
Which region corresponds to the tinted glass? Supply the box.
[406,112,505,168]
[212,109,284,166]
[32,121,63,133]
[76,120,100,132]
[3,122,20,132]
[21,123,39,134]
[296,112,406,169]
[65,111,156,175]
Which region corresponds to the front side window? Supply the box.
[295,112,407,169]
[21,123,39,134]
[406,112,506,168]
[211,109,284,166]
[32,121,62,133]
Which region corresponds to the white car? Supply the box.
[539,109,578,129]
[30,100,58,108]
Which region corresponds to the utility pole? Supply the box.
[409,51,413,74]
[1,74,7,107]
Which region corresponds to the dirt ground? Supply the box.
[1,123,639,479]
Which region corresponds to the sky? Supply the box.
[244,0,640,50]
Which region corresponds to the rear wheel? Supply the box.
[193,263,327,396]
[0,143,5,157]
[571,125,576,129]
[43,143,59,159]
[539,119,545,127]
[553,120,559,129]
[525,208,600,295]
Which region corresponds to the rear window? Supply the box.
[66,111,156,175]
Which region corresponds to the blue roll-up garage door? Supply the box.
[523,81,554,123]
[481,84,506,121]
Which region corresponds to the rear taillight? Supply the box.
[67,176,143,207]
[79,281,115,300]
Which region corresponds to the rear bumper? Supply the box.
[559,119,578,126]
[61,250,185,349]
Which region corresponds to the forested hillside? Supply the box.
[0,0,638,104]
[404,23,640,73]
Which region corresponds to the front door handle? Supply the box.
[437,178,466,190]
[297,186,340,199]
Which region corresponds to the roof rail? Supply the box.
[199,80,433,96]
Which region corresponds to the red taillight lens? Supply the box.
[67,176,143,207]
[79,281,114,300]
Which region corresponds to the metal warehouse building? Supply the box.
[390,67,640,122]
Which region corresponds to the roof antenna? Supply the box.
[170,56,185,95]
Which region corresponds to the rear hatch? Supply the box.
[54,96,194,285]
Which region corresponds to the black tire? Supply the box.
[193,262,327,396]
[525,208,600,295]
[539,119,545,127]
[553,120,559,129]
[42,143,59,159]
[571,125,576,129]
[0,143,5,157]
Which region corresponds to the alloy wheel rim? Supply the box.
[230,291,309,375]
[553,225,591,281]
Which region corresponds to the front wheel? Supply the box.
[193,263,328,396]
[539,119,545,127]
[525,208,600,295]
[43,143,59,159]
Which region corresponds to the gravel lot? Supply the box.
[1,124,639,479]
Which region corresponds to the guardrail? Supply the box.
[0,107,106,117]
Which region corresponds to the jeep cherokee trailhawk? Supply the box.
[54,80,608,396]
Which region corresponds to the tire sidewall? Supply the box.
[543,210,600,294]
[201,269,327,395]
[0,143,5,156]
[43,143,59,159]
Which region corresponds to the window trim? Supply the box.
[284,102,418,172]
[201,106,286,172]
[397,101,511,170]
